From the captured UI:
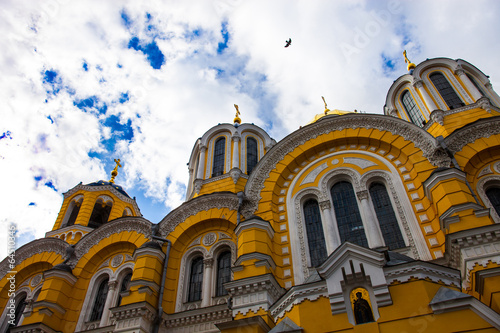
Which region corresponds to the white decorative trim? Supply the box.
[164,304,232,332]
[300,162,328,185]
[270,280,327,319]
[478,165,493,178]
[476,174,500,223]
[343,157,377,169]
[384,261,460,287]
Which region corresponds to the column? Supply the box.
[99,280,118,327]
[201,258,214,307]
[413,79,438,112]
[356,191,385,249]
[318,200,340,253]
[455,68,482,101]
[485,82,500,106]
[197,145,207,179]
[232,134,240,170]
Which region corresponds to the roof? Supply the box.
[86,180,131,198]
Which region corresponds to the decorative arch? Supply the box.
[244,114,447,217]
[444,118,500,155]
[175,246,209,312]
[62,194,84,227]
[88,196,114,228]
[477,175,500,223]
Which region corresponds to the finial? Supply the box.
[234,104,241,124]
[321,96,330,115]
[403,50,416,72]
[109,158,122,184]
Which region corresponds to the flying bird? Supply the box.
[284,38,292,48]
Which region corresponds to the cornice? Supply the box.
[270,280,328,319]
[384,261,460,287]
[0,237,67,280]
[159,192,238,236]
[444,116,500,154]
[163,304,231,329]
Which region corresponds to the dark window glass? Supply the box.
[66,201,81,226]
[188,257,204,302]
[330,181,368,247]
[88,201,112,228]
[303,199,328,266]
[401,90,426,127]
[117,273,132,306]
[212,137,226,177]
[7,295,26,330]
[246,137,258,175]
[486,187,500,216]
[90,278,109,321]
[430,72,465,109]
[369,183,405,249]
[216,251,231,296]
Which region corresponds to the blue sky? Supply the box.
[1,0,500,259]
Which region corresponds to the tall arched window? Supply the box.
[212,137,226,177]
[89,278,109,322]
[7,294,26,330]
[246,137,258,175]
[88,199,112,228]
[188,257,204,302]
[216,251,231,296]
[331,181,368,247]
[303,199,328,267]
[66,201,81,227]
[116,273,132,306]
[401,90,425,127]
[369,183,405,250]
[430,72,465,109]
[486,187,500,216]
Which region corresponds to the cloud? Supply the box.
[1,0,500,260]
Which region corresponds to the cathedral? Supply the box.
[2,54,500,332]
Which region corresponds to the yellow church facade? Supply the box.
[2,55,500,332]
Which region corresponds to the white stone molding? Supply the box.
[478,165,494,179]
[75,268,113,331]
[110,301,157,333]
[234,217,275,239]
[69,217,150,268]
[175,246,209,312]
[163,304,232,333]
[224,274,285,317]
[111,254,124,268]
[300,162,328,185]
[0,286,30,332]
[446,224,500,289]
[429,287,500,330]
[384,261,460,287]
[189,236,202,248]
[63,183,141,216]
[0,238,67,280]
[475,174,500,223]
[317,242,391,326]
[344,157,377,169]
[159,192,238,236]
[270,279,328,319]
[97,258,111,270]
[423,168,467,203]
[444,114,500,155]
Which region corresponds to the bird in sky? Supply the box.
[284,38,292,48]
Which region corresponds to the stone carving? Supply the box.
[203,233,217,246]
[478,165,493,178]
[320,168,362,200]
[0,238,67,280]
[70,217,151,268]
[445,117,500,154]
[344,157,377,169]
[244,114,445,216]
[189,236,202,247]
[30,274,43,287]
[124,254,134,262]
[97,258,111,270]
[218,232,231,239]
[159,193,239,237]
[476,175,500,223]
[430,109,445,126]
[111,254,124,268]
[301,163,328,185]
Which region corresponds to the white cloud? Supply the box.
[1,0,500,259]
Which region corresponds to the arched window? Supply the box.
[212,137,226,177]
[246,137,258,175]
[303,199,328,267]
[331,181,368,247]
[486,187,500,217]
[66,201,81,227]
[89,278,109,322]
[116,273,132,306]
[430,72,464,109]
[188,257,204,302]
[369,183,405,250]
[7,295,26,331]
[401,90,425,127]
[88,199,112,228]
[216,251,231,296]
